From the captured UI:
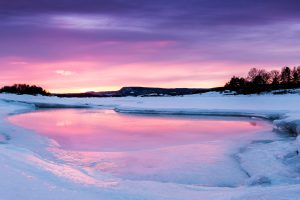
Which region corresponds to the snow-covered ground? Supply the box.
[1,92,300,200]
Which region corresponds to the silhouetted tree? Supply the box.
[292,67,300,84]
[270,70,280,89]
[224,66,300,94]
[281,66,292,85]
[247,68,259,82]
[0,84,50,96]
[225,76,247,92]
[245,68,270,93]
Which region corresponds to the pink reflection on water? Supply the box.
[8,109,274,186]
[8,109,270,152]
[50,142,226,184]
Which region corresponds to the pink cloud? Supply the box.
[55,70,74,76]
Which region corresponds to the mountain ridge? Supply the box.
[54,86,221,97]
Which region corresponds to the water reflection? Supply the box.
[9,109,269,151]
[8,109,275,186]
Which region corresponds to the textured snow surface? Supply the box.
[1,93,300,200]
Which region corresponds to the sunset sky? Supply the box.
[1,0,300,93]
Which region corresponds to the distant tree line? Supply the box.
[225,66,300,94]
[0,84,50,96]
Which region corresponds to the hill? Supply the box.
[55,87,216,97]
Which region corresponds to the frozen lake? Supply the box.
[8,109,277,186]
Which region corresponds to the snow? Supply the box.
[1,92,300,199]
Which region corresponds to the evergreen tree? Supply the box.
[281,66,292,85]
[292,67,300,84]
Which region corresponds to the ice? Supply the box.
[238,139,300,185]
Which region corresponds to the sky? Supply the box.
[1,0,300,93]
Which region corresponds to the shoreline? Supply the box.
[1,93,300,199]
[3,96,298,136]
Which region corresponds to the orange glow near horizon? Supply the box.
[50,86,121,94]
[0,58,249,93]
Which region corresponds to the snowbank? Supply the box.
[1,92,300,199]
